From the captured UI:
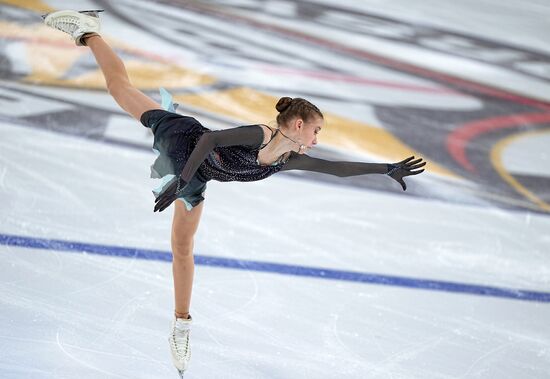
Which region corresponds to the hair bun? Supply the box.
[275,97,293,113]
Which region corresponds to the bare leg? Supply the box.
[171,200,204,319]
[84,35,161,120]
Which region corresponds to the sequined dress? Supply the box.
[140,109,287,209]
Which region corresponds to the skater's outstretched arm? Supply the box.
[281,153,426,191]
[281,152,388,176]
[85,35,162,120]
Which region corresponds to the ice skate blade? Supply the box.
[79,9,104,17]
[177,369,185,378]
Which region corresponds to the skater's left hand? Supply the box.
[386,156,426,191]
[154,176,188,212]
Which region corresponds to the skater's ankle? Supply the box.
[82,33,100,46]
[175,311,191,320]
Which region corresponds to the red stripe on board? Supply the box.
[447,113,550,172]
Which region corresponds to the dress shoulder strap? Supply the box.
[258,125,278,150]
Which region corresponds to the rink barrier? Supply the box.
[1,233,549,303]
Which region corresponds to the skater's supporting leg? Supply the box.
[84,35,161,120]
[171,200,204,319]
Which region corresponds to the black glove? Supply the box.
[154,176,188,212]
[386,156,426,191]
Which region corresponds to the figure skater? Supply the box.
[43,10,426,377]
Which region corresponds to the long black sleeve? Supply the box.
[280,151,388,177]
[180,125,264,182]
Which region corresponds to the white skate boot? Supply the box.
[42,10,102,46]
[169,316,192,377]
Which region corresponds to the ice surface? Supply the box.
[1,1,550,378]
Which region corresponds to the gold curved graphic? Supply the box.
[491,129,550,212]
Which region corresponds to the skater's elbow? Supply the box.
[196,132,218,150]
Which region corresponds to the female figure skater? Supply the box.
[44,10,426,377]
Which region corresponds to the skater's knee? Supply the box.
[106,77,131,97]
[172,237,194,259]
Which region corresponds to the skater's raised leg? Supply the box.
[43,10,161,120]
[85,35,161,120]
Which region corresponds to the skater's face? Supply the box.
[293,115,323,153]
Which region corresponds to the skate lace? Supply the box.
[50,16,80,33]
[171,326,190,360]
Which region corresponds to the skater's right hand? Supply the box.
[154,176,188,212]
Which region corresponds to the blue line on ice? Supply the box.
[1,233,548,303]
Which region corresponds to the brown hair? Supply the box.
[275,97,323,127]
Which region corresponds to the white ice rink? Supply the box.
[1,1,550,378]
